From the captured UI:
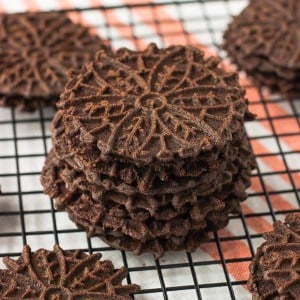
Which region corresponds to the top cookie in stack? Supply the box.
[223,0,300,98]
[41,44,256,258]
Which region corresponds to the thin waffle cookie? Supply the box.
[223,0,300,98]
[57,43,252,165]
[248,213,300,300]
[42,44,255,257]
[0,12,109,111]
[0,244,140,299]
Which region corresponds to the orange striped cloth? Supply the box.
[0,0,299,298]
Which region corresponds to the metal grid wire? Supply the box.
[0,1,299,299]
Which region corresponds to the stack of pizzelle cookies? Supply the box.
[223,0,300,98]
[41,44,256,258]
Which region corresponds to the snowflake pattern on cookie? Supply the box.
[0,245,139,299]
[60,44,249,164]
[0,12,106,100]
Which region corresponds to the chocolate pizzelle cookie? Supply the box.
[57,44,252,164]
[223,0,300,98]
[0,245,139,299]
[51,109,250,197]
[0,12,109,111]
[42,44,255,257]
[248,213,300,300]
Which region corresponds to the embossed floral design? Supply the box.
[0,12,105,99]
[248,213,300,300]
[0,245,139,299]
[223,0,300,97]
[60,44,249,164]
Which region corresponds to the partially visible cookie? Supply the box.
[248,213,300,300]
[0,12,109,111]
[0,244,140,299]
[223,0,300,98]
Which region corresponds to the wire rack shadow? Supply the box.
[0,1,299,299]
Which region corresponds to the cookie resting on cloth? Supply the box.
[57,43,252,165]
[223,0,300,97]
[248,213,300,300]
[0,244,139,299]
[0,12,109,111]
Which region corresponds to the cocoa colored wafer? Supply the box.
[0,12,109,111]
[0,244,140,299]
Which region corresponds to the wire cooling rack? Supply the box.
[0,1,299,299]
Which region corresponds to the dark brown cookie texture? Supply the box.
[51,108,251,197]
[248,213,300,300]
[0,244,140,300]
[223,0,300,98]
[41,44,255,257]
[58,43,253,165]
[0,12,109,111]
[41,147,252,258]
